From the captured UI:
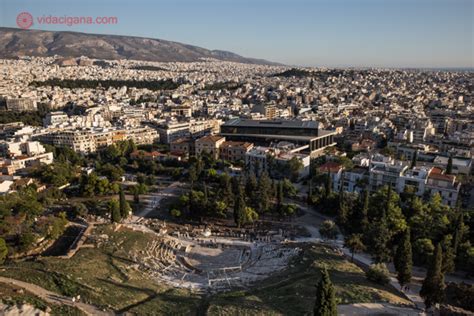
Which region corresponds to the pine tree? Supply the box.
[420,243,445,308]
[314,268,337,316]
[394,228,412,287]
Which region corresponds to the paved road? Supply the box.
[0,276,112,316]
[130,181,182,223]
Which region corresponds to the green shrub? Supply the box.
[366,263,390,285]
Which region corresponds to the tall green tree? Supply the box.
[368,208,392,263]
[314,268,337,316]
[220,173,233,205]
[109,199,121,223]
[394,228,412,287]
[446,155,453,174]
[0,237,7,264]
[420,243,445,308]
[245,172,258,207]
[276,181,284,211]
[337,189,348,229]
[410,151,418,168]
[441,235,456,274]
[257,171,272,214]
[325,173,332,197]
[233,183,246,228]
[119,187,132,218]
[354,190,370,233]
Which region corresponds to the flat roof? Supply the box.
[220,132,335,142]
[222,118,319,129]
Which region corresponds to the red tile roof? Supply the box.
[318,162,343,173]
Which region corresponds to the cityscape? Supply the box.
[0,0,473,315]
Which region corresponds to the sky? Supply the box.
[0,0,472,68]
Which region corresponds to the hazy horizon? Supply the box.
[1,0,472,68]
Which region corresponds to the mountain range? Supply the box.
[0,27,280,65]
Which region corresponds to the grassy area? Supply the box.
[0,282,84,315]
[0,225,200,314]
[0,226,412,315]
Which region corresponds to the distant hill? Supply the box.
[0,27,281,65]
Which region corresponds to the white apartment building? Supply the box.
[157,121,190,144]
[43,111,69,127]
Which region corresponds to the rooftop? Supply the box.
[223,118,319,129]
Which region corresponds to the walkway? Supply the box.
[129,181,182,223]
[0,276,112,316]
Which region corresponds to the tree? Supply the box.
[119,187,132,218]
[366,263,390,285]
[220,173,233,205]
[367,210,392,263]
[410,151,418,168]
[337,189,348,229]
[257,171,272,214]
[319,220,338,240]
[441,234,456,274]
[233,184,246,228]
[313,268,337,316]
[420,243,445,308]
[325,173,332,197]
[0,237,7,264]
[394,228,412,287]
[345,234,366,263]
[358,190,370,231]
[276,181,284,211]
[446,155,453,174]
[109,199,121,223]
[287,157,303,182]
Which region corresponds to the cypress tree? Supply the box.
[245,172,258,205]
[394,228,412,287]
[119,187,131,218]
[446,155,453,174]
[233,184,246,228]
[220,173,233,205]
[314,268,337,316]
[325,172,332,197]
[411,151,417,168]
[277,181,283,210]
[369,207,392,263]
[257,171,271,214]
[110,200,121,223]
[337,189,348,230]
[441,235,455,274]
[420,243,445,308]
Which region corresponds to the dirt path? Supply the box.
[0,276,113,316]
